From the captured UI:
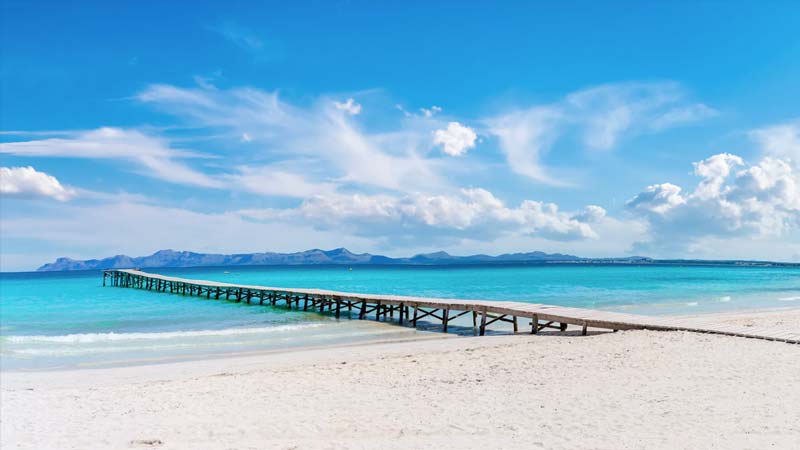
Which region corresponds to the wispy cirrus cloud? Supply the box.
[0,127,222,188]
[225,165,339,198]
[484,82,718,185]
[134,80,717,191]
[749,119,800,163]
[206,21,281,61]
[137,83,450,193]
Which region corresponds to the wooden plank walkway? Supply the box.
[104,269,800,344]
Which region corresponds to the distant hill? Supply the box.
[36,248,633,271]
[37,248,796,272]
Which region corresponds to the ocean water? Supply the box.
[2,264,799,370]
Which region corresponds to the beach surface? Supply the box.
[2,308,800,450]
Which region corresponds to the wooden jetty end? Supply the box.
[103,269,800,344]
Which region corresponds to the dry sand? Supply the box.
[2,308,800,450]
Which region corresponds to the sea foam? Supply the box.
[5,323,327,344]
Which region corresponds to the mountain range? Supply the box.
[36,248,653,271]
[37,248,797,272]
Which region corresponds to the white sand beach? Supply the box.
[2,308,800,450]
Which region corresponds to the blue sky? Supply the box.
[2,0,800,270]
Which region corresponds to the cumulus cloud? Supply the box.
[627,152,800,250]
[626,183,686,215]
[0,166,75,201]
[433,122,478,156]
[333,98,362,115]
[571,205,607,223]
[240,188,599,243]
[0,127,221,188]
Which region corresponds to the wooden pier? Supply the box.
[104,269,800,344]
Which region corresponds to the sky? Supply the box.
[1,1,800,271]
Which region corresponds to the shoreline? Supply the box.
[2,305,799,376]
[3,307,799,449]
[3,306,798,383]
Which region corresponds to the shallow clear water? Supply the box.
[1,264,799,370]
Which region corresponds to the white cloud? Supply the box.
[0,166,75,201]
[395,104,442,118]
[0,127,221,188]
[133,81,716,192]
[226,166,338,198]
[692,152,744,200]
[485,107,565,185]
[749,119,800,163]
[240,188,599,243]
[421,106,442,118]
[627,152,800,251]
[626,183,686,215]
[651,103,719,130]
[0,200,374,271]
[208,21,271,56]
[565,82,711,150]
[571,205,607,223]
[485,82,716,185]
[138,84,446,193]
[433,122,478,156]
[333,98,362,115]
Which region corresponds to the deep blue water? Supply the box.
[2,264,799,370]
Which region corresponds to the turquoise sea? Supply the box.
[2,264,799,370]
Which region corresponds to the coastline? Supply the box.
[3,307,799,449]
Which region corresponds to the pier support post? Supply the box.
[531,314,539,334]
[479,310,487,336]
[513,316,519,333]
[442,309,450,332]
